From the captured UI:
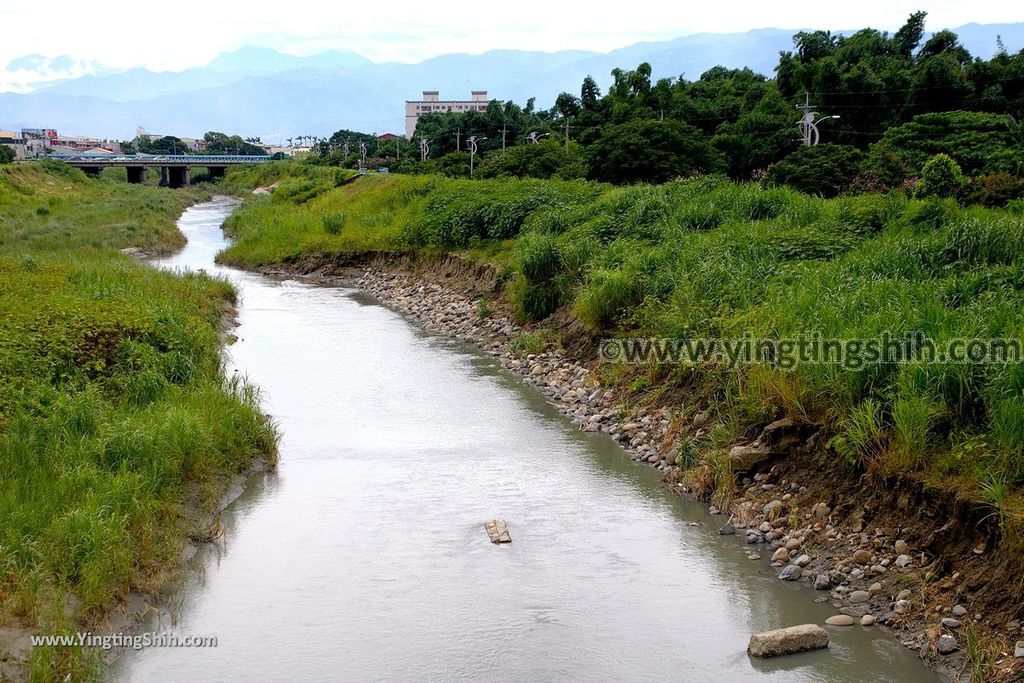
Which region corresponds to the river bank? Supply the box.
[253,248,1023,681]
[0,177,278,681]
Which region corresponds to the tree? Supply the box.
[765,144,865,197]
[477,140,584,179]
[581,76,601,110]
[873,111,1023,176]
[203,131,264,155]
[893,11,927,57]
[914,153,969,199]
[141,136,188,154]
[0,145,14,164]
[584,119,721,184]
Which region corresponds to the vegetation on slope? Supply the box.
[222,164,1024,522]
[0,162,277,679]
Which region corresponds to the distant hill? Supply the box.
[1,22,1021,141]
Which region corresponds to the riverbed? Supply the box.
[113,197,940,681]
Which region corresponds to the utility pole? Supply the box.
[500,124,508,154]
[796,92,840,146]
[564,119,570,151]
[455,128,462,152]
[396,138,400,161]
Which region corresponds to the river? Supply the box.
[113,197,940,681]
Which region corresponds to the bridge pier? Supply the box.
[126,167,146,184]
[208,166,226,179]
[81,166,102,177]
[166,166,190,189]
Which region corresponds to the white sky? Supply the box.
[1,0,1020,73]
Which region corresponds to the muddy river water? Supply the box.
[113,198,940,681]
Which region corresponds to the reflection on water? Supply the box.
[115,198,940,681]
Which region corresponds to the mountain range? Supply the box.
[2,23,1022,142]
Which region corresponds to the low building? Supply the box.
[404,90,489,139]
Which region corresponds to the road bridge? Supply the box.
[50,153,271,188]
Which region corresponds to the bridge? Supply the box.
[50,153,271,188]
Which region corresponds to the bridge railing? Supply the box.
[49,154,271,165]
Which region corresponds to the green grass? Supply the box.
[0,162,277,679]
[218,160,1024,511]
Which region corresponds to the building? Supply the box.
[0,130,27,160]
[404,90,489,139]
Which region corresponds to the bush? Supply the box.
[914,154,969,200]
[323,212,347,235]
[584,120,722,184]
[764,144,864,198]
[0,145,15,164]
[964,172,1024,207]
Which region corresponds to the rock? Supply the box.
[896,589,912,602]
[692,410,710,428]
[778,565,803,581]
[771,547,791,563]
[1014,641,1024,658]
[747,553,762,560]
[825,615,855,626]
[894,539,909,554]
[719,523,736,535]
[794,554,812,568]
[708,505,721,515]
[758,522,773,534]
[763,500,785,519]
[861,615,876,626]
[894,599,911,614]
[849,590,870,604]
[785,538,802,551]
[868,582,883,594]
[747,624,829,658]
[941,618,961,629]
[813,573,831,591]
[952,604,968,618]
[812,502,831,519]
[895,554,912,568]
[937,634,958,655]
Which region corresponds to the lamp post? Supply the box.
[796,93,839,146]
[526,131,549,145]
[468,136,486,176]
[419,137,430,162]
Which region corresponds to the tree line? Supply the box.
[310,11,1024,205]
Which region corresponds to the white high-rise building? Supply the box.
[405,90,489,139]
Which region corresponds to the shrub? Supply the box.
[0,145,15,164]
[964,172,1024,207]
[914,153,969,200]
[584,120,722,184]
[764,144,864,198]
[323,212,347,235]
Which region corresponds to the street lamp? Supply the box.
[468,136,486,176]
[526,131,549,145]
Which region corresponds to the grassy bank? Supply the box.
[221,163,1024,517]
[0,162,277,680]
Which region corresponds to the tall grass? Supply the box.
[0,163,277,679]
